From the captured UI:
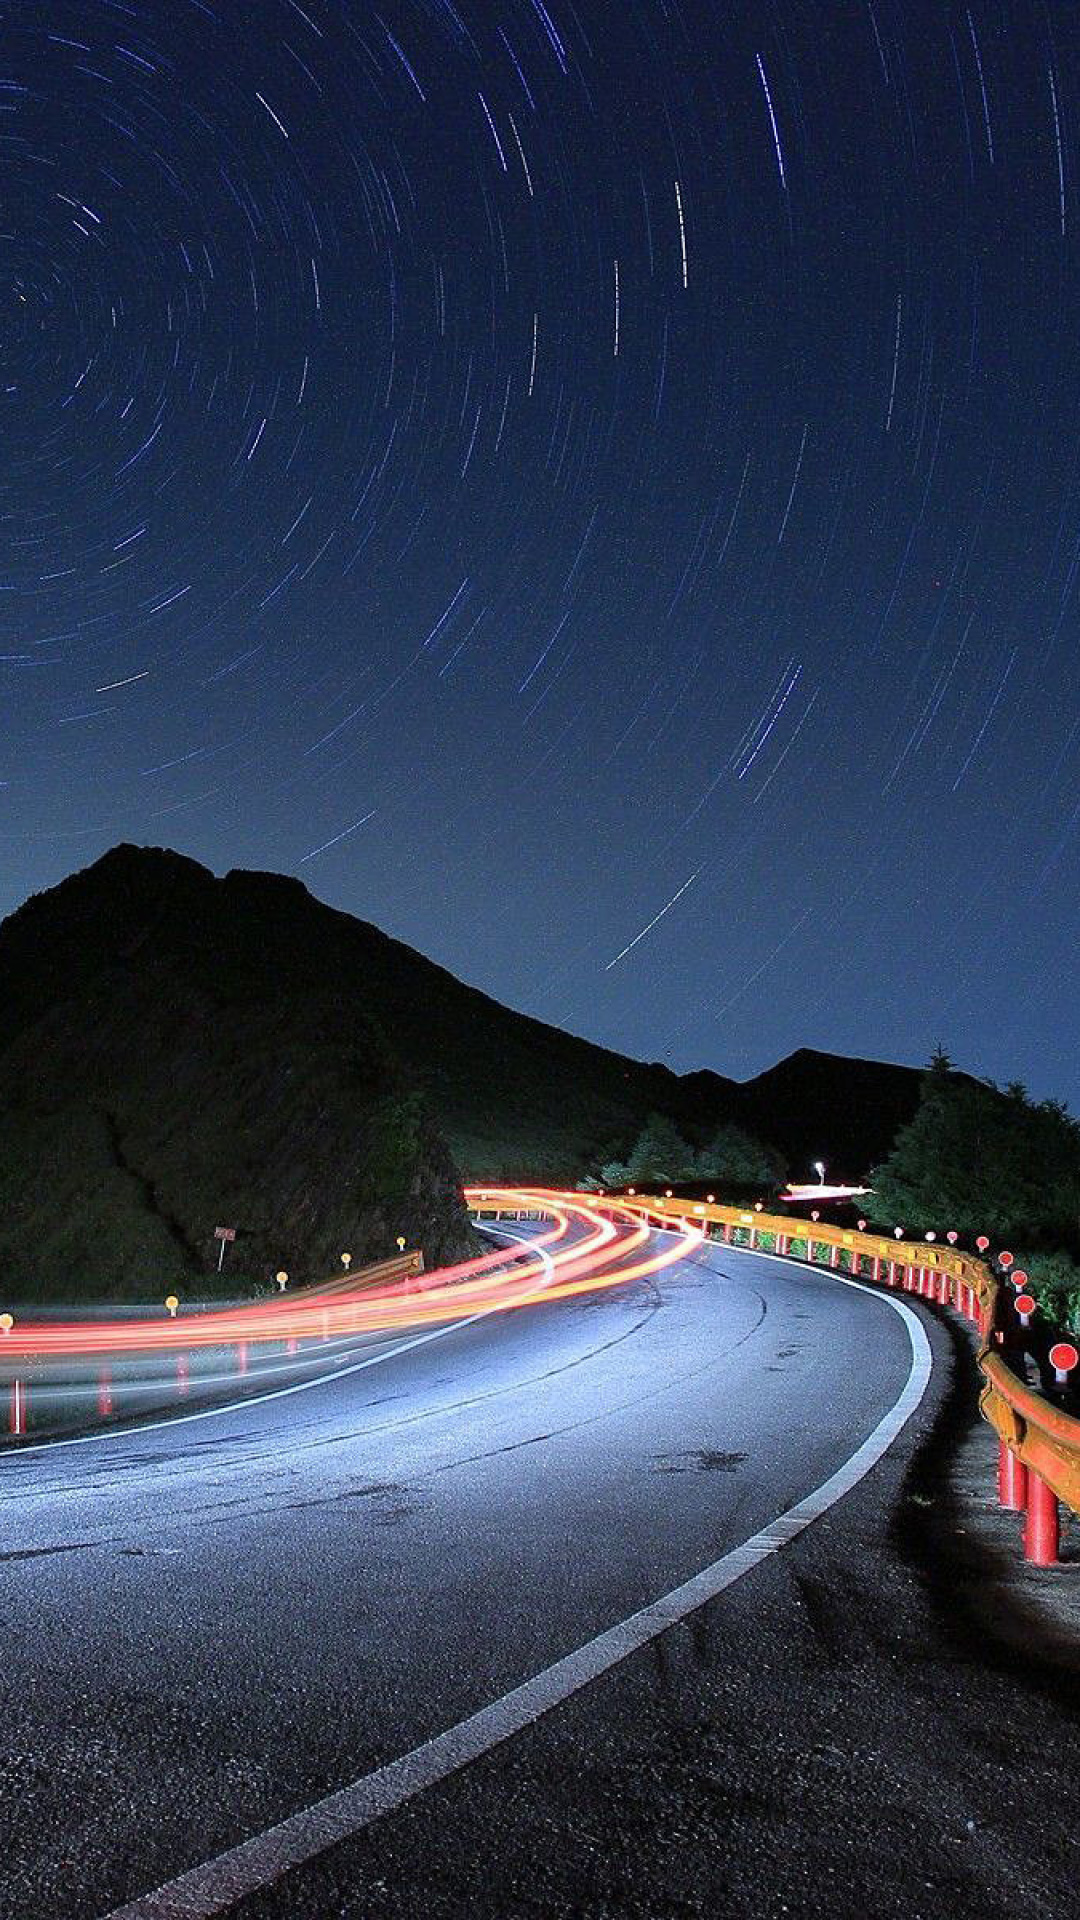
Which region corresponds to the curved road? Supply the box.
[4,1217,1079,1920]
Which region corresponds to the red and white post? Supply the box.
[1024,1474,1060,1567]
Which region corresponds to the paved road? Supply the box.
[4,1227,1078,1920]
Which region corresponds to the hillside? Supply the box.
[0,846,933,1300]
[735,1048,926,1180]
[0,847,474,1301]
[0,844,745,1183]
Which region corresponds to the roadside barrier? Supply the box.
[616,1191,1078,1569]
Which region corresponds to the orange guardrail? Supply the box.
[613,1190,1078,1567]
[314,1248,425,1296]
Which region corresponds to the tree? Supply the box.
[696,1123,786,1195]
[865,1050,1080,1245]
[600,1113,785,1195]
[600,1112,699,1188]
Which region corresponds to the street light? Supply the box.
[813,1161,826,1185]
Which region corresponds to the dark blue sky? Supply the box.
[2,2,1079,1105]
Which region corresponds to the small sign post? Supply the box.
[214,1226,237,1274]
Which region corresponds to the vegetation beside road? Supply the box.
[866,1047,1080,1333]
[595,1112,785,1197]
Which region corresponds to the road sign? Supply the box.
[214,1225,237,1274]
[1049,1342,1079,1385]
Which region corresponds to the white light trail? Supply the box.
[95,670,149,693]
[508,112,533,196]
[256,92,289,140]
[299,810,377,864]
[885,292,902,432]
[777,425,807,542]
[604,866,704,971]
[755,54,787,190]
[674,178,688,287]
[1049,61,1066,237]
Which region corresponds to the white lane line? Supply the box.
[100,1264,932,1920]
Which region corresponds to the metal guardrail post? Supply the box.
[997,1440,1027,1511]
[1024,1473,1060,1566]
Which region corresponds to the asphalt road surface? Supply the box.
[4,1226,1080,1920]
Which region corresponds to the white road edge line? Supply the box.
[100,1249,932,1920]
[2,1227,546,1460]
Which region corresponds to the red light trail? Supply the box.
[0,1191,699,1365]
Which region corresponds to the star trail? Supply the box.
[1,2,1079,1106]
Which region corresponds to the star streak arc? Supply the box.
[0,1,1072,1113]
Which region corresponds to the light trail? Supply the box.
[755,54,787,191]
[674,178,688,288]
[0,1192,696,1373]
[603,867,704,970]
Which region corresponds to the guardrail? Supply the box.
[310,1248,426,1294]
[615,1191,1078,1569]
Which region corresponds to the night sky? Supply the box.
[1,2,1078,1106]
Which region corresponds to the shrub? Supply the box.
[1023,1250,1080,1334]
